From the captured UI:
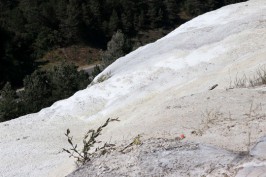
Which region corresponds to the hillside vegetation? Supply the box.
[0,0,246,121]
[0,0,245,88]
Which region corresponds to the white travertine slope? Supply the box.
[1,0,266,176]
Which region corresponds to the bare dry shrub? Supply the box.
[234,66,266,88]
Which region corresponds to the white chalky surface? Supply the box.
[1,0,266,176]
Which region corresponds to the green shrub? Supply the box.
[0,62,91,121]
[0,82,21,122]
[21,70,52,113]
[49,62,90,101]
[101,31,131,67]
[91,65,102,78]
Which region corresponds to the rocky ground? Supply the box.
[68,137,266,177]
[66,86,266,177]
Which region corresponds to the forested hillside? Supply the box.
[0,0,246,88]
[0,0,246,121]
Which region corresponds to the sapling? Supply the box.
[63,118,120,165]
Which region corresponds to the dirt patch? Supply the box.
[39,45,102,70]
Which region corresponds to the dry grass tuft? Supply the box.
[234,66,266,88]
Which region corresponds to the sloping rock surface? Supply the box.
[1,0,266,177]
[67,138,238,177]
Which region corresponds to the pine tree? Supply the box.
[21,70,52,113]
[57,0,82,44]
[91,65,102,78]
[183,0,204,17]
[0,27,8,88]
[65,0,82,43]
[83,0,102,27]
[121,13,133,34]
[120,1,135,34]
[147,2,158,28]
[102,31,131,67]
[156,8,164,27]
[0,82,19,122]
[146,0,165,28]
[136,10,146,30]
[164,0,179,25]
[49,62,90,101]
[108,10,119,34]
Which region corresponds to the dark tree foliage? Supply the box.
[0,82,21,122]
[181,0,246,18]
[61,0,83,44]
[0,0,247,88]
[102,31,131,67]
[0,27,8,88]
[91,65,102,78]
[182,0,220,17]
[49,62,90,101]
[108,10,120,34]
[0,62,91,122]
[20,61,90,116]
[21,70,52,113]
[164,0,180,25]
[0,25,36,88]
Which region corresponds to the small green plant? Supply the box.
[63,118,120,165]
[97,71,112,83]
[120,134,142,153]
